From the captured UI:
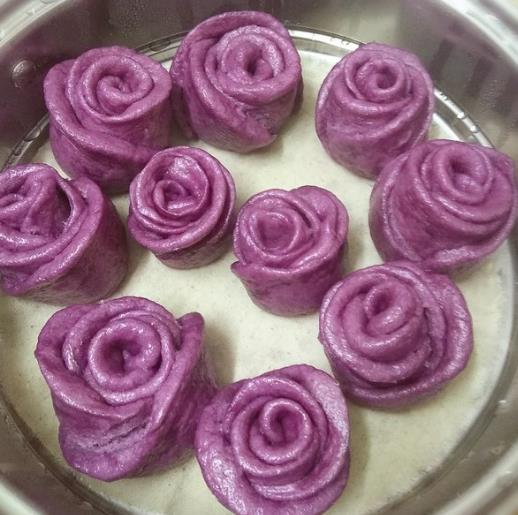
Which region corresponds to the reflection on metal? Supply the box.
[11,59,36,88]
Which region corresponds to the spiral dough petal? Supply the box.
[170,11,303,152]
[319,261,473,408]
[128,147,236,269]
[195,364,349,515]
[0,164,127,304]
[369,140,518,273]
[35,296,217,481]
[316,43,434,179]
[232,186,348,316]
[44,46,173,193]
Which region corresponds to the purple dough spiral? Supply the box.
[369,140,518,273]
[128,147,236,269]
[195,364,349,515]
[35,296,217,481]
[319,261,473,408]
[316,42,434,179]
[0,164,127,304]
[170,11,302,152]
[44,46,173,194]
[232,186,348,316]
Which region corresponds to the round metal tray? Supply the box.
[1,2,518,515]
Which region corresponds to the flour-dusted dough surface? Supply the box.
[0,51,512,515]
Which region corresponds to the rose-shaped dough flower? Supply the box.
[369,140,518,273]
[35,296,217,481]
[170,11,303,153]
[316,42,434,179]
[44,46,173,194]
[128,147,236,269]
[196,364,350,515]
[319,262,473,408]
[0,164,127,304]
[232,186,348,316]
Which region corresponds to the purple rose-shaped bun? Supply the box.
[316,43,434,179]
[195,364,350,515]
[0,164,127,304]
[369,140,518,273]
[170,11,302,153]
[35,296,217,481]
[319,262,473,408]
[44,46,172,194]
[232,186,348,316]
[128,147,236,269]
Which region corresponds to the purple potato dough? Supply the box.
[35,296,217,481]
[44,46,173,194]
[316,42,434,179]
[195,364,350,515]
[319,261,473,408]
[369,140,518,273]
[128,147,236,269]
[170,11,303,153]
[0,163,127,304]
[232,186,348,316]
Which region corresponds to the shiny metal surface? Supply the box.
[1,1,518,514]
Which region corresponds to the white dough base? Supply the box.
[0,51,512,515]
